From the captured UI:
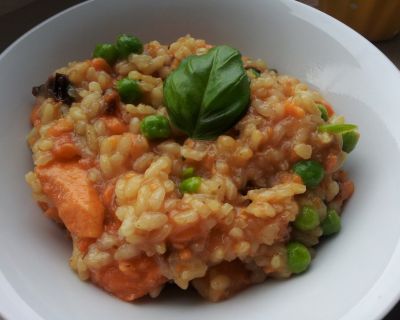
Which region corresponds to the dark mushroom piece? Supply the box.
[32,73,77,105]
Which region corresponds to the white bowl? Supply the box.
[1,0,400,319]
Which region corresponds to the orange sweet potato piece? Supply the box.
[47,118,74,137]
[284,101,305,118]
[52,133,80,161]
[36,162,104,238]
[130,134,149,160]
[91,256,166,301]
[101,116,128,135]
[91,58,112,74]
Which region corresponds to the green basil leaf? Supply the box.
[318,123,357,134]
[163,45,250,140]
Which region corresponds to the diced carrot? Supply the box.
[325,153,338,173]
[284,101,305,118]
[36,162,104,238]
[101,116,128,135]
[90,256,166,301]
[30,105,41,126]
[47,118,74,137]
[130,134,149,160]
[91,58,112,74]
[52,133,80,161]
[278,171,303,184]
[319,100,335,116]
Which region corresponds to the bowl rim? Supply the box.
[0,0,400,319]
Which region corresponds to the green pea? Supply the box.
[286,242,311,274]
[182,167,195,179]
[292,160,325,188]
[179,176,202,193]
[342,131,359,153]
[321,208,341,236]
[116,78,141,103]
[294,206,320,231]
[116,34,143,58]
[140,115,171,139]
[93,43,119,65]
[316,103,328,121]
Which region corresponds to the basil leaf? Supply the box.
[318,123,357,134]
[164,45,250,140]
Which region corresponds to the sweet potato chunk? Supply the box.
[101,116,128,135]
[36,162,104,238]
[91,256,166,301]
[51,133,80,161]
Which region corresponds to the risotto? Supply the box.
[25,35,359,302]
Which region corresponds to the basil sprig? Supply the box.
[164,45,250,140]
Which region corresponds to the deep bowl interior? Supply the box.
[1,1,400,319]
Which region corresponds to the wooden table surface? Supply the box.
[0,1,399,319]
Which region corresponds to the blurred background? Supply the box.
[0,0,399,68]
[0,0,399,319]
[299,0,400,68]
[301,0,400,41]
